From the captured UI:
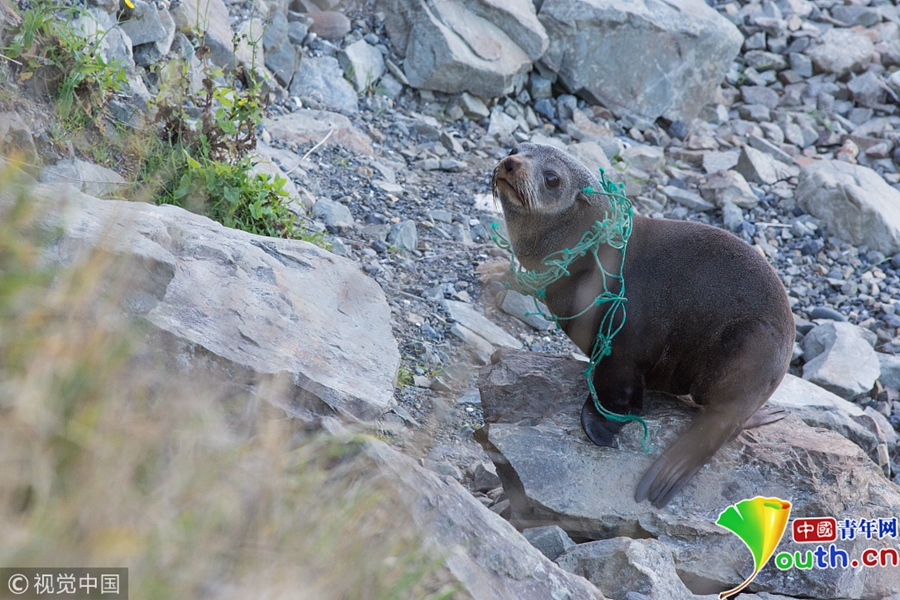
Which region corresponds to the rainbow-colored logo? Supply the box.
[715,496,792,599]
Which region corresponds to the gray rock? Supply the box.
[801,321,880,399]
[449,324,496,365]
[363,439,604,599]
[701,171,759,209]
[878,353,900,390]
[265,38,299,87]
[522,525,575,561]
[290,57,359,113]
[747,134,794,165]
[119,0,168,46]
[740,85,780,110]
[538,0,742,122]
[848,71,887,108]
[735,145,797,185]
[660,186,715,212]
[805,28,874,77]
[499,289,554,331]
[444,300,523,350]
[288,20,309,45]
[38,159,126,198]
[471,461,501,492]
[377,0,546,98]
[487,105,521,140]
[620,145,664,173]
[0,111,37,161]
[387,219,418,252]
[566,142,613,173]
[702,150,740,174]
[131,7,175,66]
[307,11,351,41]
[339,39,386,92]
[457,92,491,119]
[767,373,889,472]
[171,0,236,71]
[720,201,743,231]
[266,110,374,156]
[796,160,900,255]
[26,187,399,421]
[312,198,355,230]
[789,52,813,77]
[477,349,900,600]
[557,537,699,600]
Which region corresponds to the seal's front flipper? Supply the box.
[742,405,788,429]
[581,396,626,447]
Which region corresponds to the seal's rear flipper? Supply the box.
[742,405,788,429]
[635,409,739,508]
[581,396,626,447]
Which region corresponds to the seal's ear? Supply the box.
[577,190,598,206]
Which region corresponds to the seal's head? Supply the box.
[491,143,599,216]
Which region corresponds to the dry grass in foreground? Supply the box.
[0,166,460,599]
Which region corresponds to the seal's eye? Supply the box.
[544,172,560,188]
[508,147,518,156]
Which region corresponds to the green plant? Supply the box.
[2,0,127,126]
[171,153,298,238]
[397,365,414,387]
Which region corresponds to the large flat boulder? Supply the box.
[28,185,399,421]
[362,434,606,599]
[796,160,900,256]
[537,0,742,122]
[377,0,547,97]
[477,349,900,599]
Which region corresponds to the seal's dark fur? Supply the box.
[493,143,795,508]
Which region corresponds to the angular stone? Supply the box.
[747,134,794,165]
[38,159,126,198]
[119,0,168,46]
[660,186,715,212]
[171,0,236,71]
[362,440,604,599]
[499,289,554,331]
[312,198,355,230]
[0,111,37,162]
[566,141,613,173]
[265,39,298,87]
[377,0,546,97]
[387,219,418,251]
[879,353,900,391]
[290,57,359,113]
[701,171,759,209]
[805,28,874,77]
[444,300,523,350]
[266,110,374,156]
[796,160,900,255]
[735,145,797,185]
[26,186,399,421]
[522,525,575,561]
[702,150,740,174]
[339,39,386,92]
[801,321,881,398]
[557,538,699,600]
[740,85,780,109]
[538,0,742,122]
[767,373,888,472]
[449,324,495,364]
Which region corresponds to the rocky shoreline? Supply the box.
[4,0,900,597]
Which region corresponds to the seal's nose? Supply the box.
[501,156,519,173]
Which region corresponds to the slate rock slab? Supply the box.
[538,0,742,122]
[362,435,606,599]
[28,185,399,421]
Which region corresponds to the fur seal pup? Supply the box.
[492,143,794,508]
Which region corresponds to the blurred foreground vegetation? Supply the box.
[0,165,457,599]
